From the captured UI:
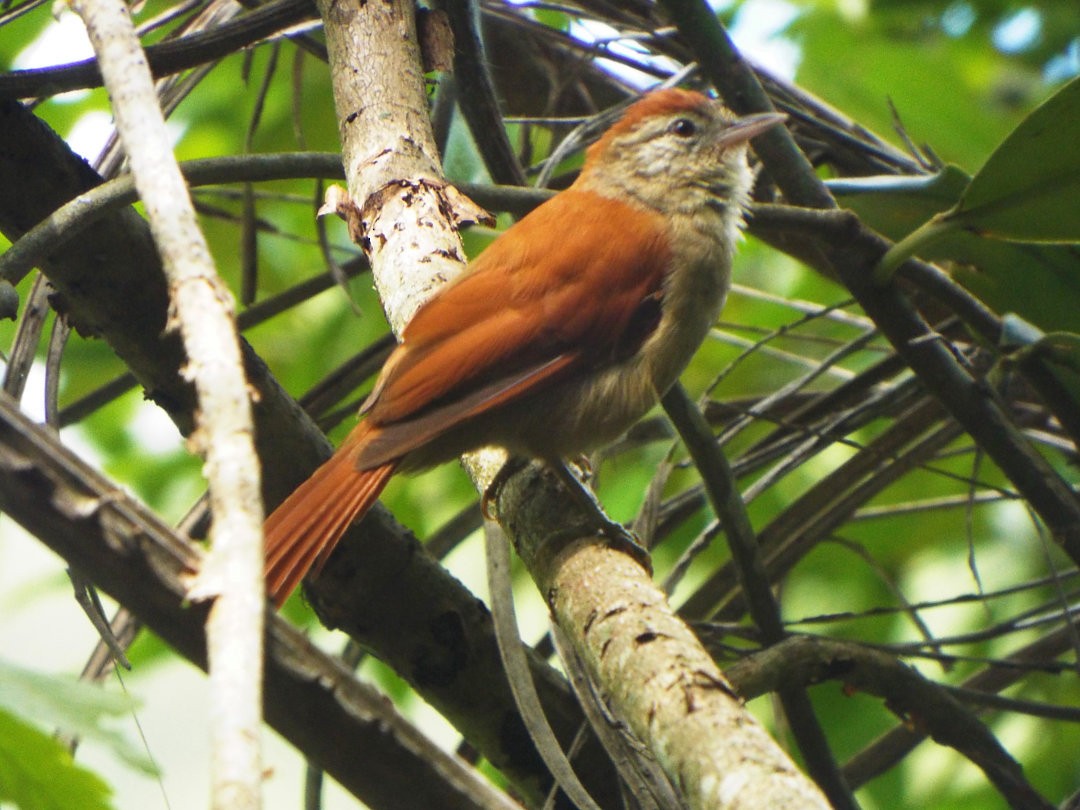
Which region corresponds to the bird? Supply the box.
[264,88,785,607]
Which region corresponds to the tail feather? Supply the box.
[265,424,398,608]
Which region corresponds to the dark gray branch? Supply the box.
[0,391,513,810]
[724,636,1055,810]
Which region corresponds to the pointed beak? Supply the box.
[716,111,787,149]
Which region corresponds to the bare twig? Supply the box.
[484,521,601,810]
[0,0,317,100]
[442,0,527,186]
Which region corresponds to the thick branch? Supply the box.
[663,384,855,810]
[496,464,830,810]
[0,391,515,810]
[312,0,828,806]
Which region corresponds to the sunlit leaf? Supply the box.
[0,659,154,774]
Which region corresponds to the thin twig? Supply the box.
[484,521,602,810]
[0,0,317,100]
[724,636,1055,810]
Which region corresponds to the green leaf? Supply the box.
[832,172,1080,333]
[946,76,1080,242]
[791,8,1028,167]
[997,315,1080,411]
[0,659,155,774]
[0,708,114,810]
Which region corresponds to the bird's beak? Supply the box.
[716,111,788,149]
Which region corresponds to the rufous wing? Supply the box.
[357,190,673,462]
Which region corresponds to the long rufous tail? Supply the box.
[265,423,398,608]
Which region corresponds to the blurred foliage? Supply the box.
[0,659,152,774]
[0,657,156,810]
[0,707,115,810]
[0,0,1078,808]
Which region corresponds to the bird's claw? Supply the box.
[482,456,531,520]
[551,462,652,574]
[597,519,652,575]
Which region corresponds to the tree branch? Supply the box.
[441,0,527,186]
[663,384,856,810]
[496,462,830,809]
[724,636,1054,810]
[843,618,1078,789]
[0,0,318,101]
[70,0,265,802]
[0,391,516,810]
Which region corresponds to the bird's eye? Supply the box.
[668,118,698,137]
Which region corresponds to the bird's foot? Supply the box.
[482,456,531,520]
[550,462,652,574]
